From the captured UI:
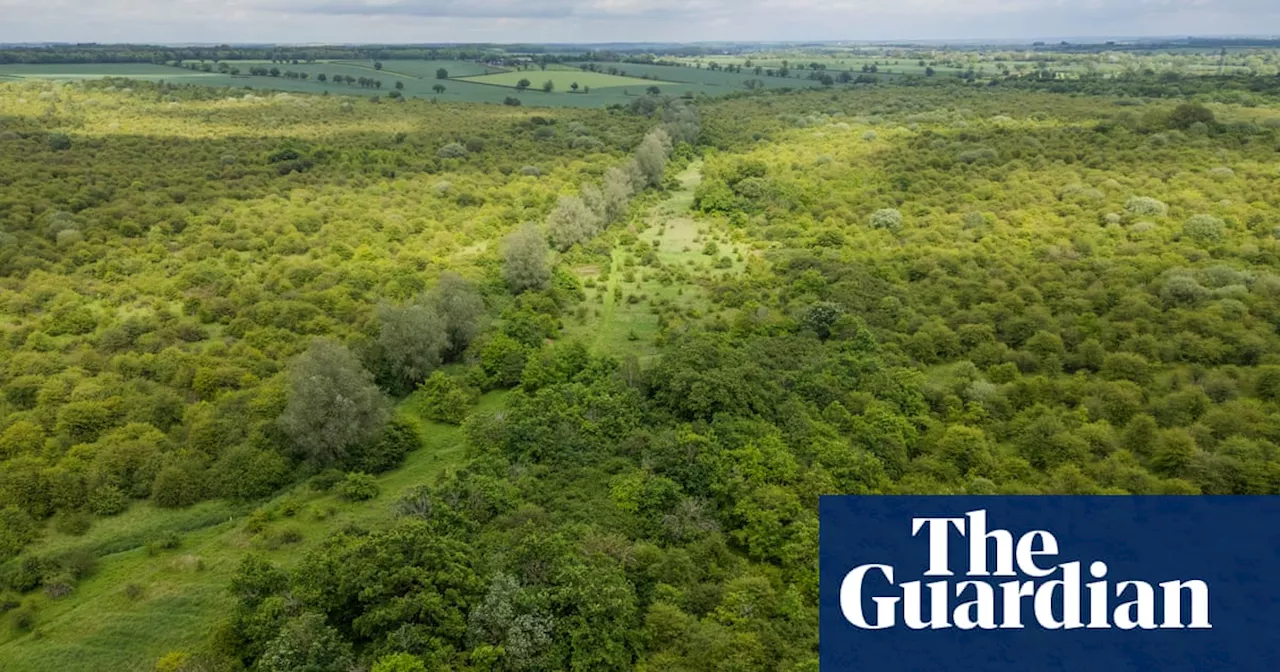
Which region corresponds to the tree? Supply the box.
[516,78,531,91]
[257,613,355,672]
[546,195,601,252]
[1168,102,1215,129]
[432,271,485,357]
[869,208,904,231]
[635,128,672,189]
[374,61,383,70]
[502,224,551,293]
[277,339,389,468]
[647,85,661,95]
[602,165,635,222]
[436,68,448,79]
[377,298,449,393]
[317,73,326,83]
[504,96,522,106]
[47,133,71,151]
[416,371,475,424]
[394,80,403,90]
[372,653,428,672]
[433,84,446,94]
[571,82,580,92]
[542,80,554,93]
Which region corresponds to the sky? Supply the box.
[0,0,1277,44]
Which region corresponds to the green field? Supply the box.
[457,69,676,90]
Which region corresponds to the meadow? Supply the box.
[3,46,1280,672]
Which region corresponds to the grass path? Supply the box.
[0,393,504,672]
[568,160,704,358]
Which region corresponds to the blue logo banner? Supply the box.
[819,496,1280,671]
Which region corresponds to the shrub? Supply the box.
[436,142,468,159]
[1125,196,1168,217]
[309,469,346,492]
[47,132,71,151]
[1182,214,1225,244]
[337,473,380,501]
[10,604,36,633]
[416,372,477,425]
[86,483,128,517]
[42,572,76,599]
[145,530,182,555]
[869,208,903,231]
[0,507,37,562]
[348,416,421,474]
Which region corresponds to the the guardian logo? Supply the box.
[839,509,1211,631]
[819,497,1280,671]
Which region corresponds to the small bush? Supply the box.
[42,573,75,599]
[309,469,345,492]
[337,473,380,501]
[52,511,92,536]
[87,485,128,516]
[10,604,36,633]
[145,531,182,555]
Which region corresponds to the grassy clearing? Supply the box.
[456,70,675,90]
[0,392,505,672]
[565,160,750,361]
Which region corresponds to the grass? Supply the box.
[564,160,748,361]
[456,70,675,91]
[0,392,505,672]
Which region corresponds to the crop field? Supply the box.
[569,60,831,91]
[0,63,228,81]
[457,69,675,90]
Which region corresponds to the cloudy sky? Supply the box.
[0,0,1276,44]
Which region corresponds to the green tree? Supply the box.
[278,339,389,468]
[502,224,551,293]
[546,195,602,252]
[436,68,448,79]
[433,271,485,358]
[377,297,449,393]
[257,613,354,672]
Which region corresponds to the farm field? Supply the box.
[457,69,676,90]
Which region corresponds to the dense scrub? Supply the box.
[0,78,655,568]
[4,69,1280,672]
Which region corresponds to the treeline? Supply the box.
[0,45,504,65]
